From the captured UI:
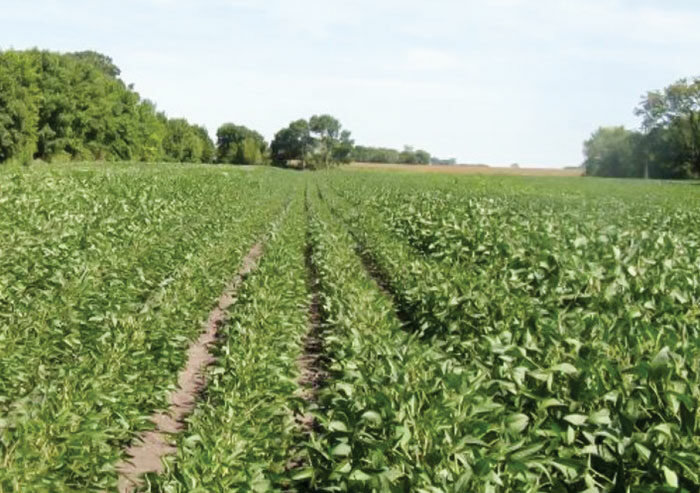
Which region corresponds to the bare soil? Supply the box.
[115,242,264,493]
[293,233,327,429]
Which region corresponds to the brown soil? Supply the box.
[284,207,328,475]
[115,242,264,493]
[293,235,327,430]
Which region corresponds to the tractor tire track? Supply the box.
[115,240,263,493]
[285,192,328,475]
[115,199,293,492]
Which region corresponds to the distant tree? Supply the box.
[397,145,431,164]
[270,119,313,168]
[271,115,354,169]
[352,145,401,163]
[635,77,700,178]
[216,123,267,164]
[308,114,341,168]
[399,145,415,164]
[192,125,215,163]
[0,50,39,163]
[133,101,166,162]
[414,149,431,164]
[332,129,355,164]
[583,126,642,177]
[162,118,204,163]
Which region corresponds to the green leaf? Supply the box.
[332,443,352,457]
[361,410,382,424]
[507,413,529,433]
[328,420,348,432]
[663,466,679,488]
[564,414,588,426]
[349,469,371,481]
[588,409,611,426]
[550,363,579,375]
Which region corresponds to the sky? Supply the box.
[2,0,700,167]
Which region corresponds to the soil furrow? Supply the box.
[316,185,412,327]
[115,241,264,493]
[295,235,327,425]
[285,194,328,475]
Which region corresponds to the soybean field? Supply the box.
[1,163,699,492]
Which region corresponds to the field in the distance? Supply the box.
[0,162,698,492]
[349,161,584,176]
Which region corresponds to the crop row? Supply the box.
[145,196,310,492]
[319,175,700,491]
[0,165,302,490]
[298,190,507,491]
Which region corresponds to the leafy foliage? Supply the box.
[321,171,700,491]
[0,49,214,164]
[0,163,297,490]
[271,115,353,169]
[1,164,698,492]
[586,76,700,179]
[149,198,309,491]
[216,122,267,165]
[352,144,432,165]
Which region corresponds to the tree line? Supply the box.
[1,48,442,169]
[352,145,432,165]
[0,49,215,164]
[584,77,700,179]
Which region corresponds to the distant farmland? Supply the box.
[349,161,584,176]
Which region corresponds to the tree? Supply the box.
[0,48,211,165]
[162,118,204,163]
[332,129,354,164]
[270,119,313,168]
[192,125,215,163]
[0,50,39,163]
[309,114,341,168]
[583,126,641,177]
[352,146,401,163]
[414,149,431,164]
[69,51,120,78]
[398,145,430,164]
[635,77,700,177]
[216,123,266,164]
[272,115,354,169]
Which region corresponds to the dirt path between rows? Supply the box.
[284,199,328,476]
[115,241,264,493]
[316,186,412,327]
[295,237,327,427]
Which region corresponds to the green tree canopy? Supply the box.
[635,77,700,177]
[352,144,432,165]
[271,114,353,169]
[585,76,700,179]
[583,126,642,177]
[0,50,39,163]
[0,48,212,164]
[270,119,313,168]
[216,123,267,164]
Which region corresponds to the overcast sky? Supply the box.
[3,0,699,166]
